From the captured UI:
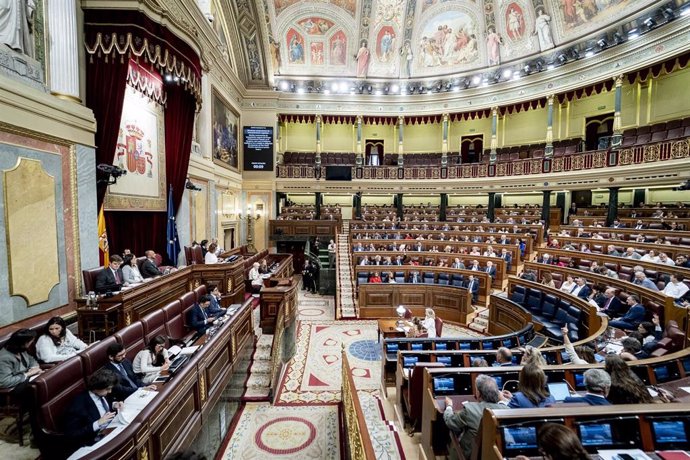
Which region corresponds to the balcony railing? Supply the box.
[276,138,690,180]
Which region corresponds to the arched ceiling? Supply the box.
[259,0,670,80]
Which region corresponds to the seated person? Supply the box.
[504,364,555,408]
[514,424,591,460]
[464,275,479,303]
[0,329,43,392]
[563,368,611,405]
[493,347,513,366]
[420,308,437,338]
[35,316,87,363]
[608,295,646,330]
[443,374,505,460]
[249,262,264,293]
[619,336,647,361]
[187,295,216,334]
[121,254,144,284]
[133,336,170,384]
[637,315,663,352]
[604,354,653,404]
[94,255,125,294]
[204,243,219,264]
[369,271,382,283]
[140,250,164,278]
[103,343,154,400]
[63,369,123,450]
[207,285,227,317]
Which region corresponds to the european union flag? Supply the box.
[166,185,180,266]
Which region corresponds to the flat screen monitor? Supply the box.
[547,382,570,402]
[437,356,452,366]
[574,372,586,390]
[501,426,538,454]
[651,420,690,449]
[593,353,605,363]
[435,343,448,350]
[560,351,571,363]
[578,423,613,446]
[482,340,495,350]
[403,356,419,368]
[242,126,274,171]
[325,165,352,181]
[459,342,472,350]
[411,343,424,351]
[653,363,678,384]
[386,343,398,354]
[433,377,455,395]
[492,375,503,389]
[518,334,527,345]
[502,338,514,348]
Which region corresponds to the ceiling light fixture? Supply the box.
[279,80,289,90]
[472,75,481,85]
[597,38,608,49]
[502,68,513,78]
[643,17,657,29]
[557,54,567,64]
[391,84,399,93]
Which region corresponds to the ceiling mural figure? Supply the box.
[259,0,668,80]
[413,3,484,76]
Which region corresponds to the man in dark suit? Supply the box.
[464,275,479,303]
[484,261,497,280]
[207,285,227,317]
[141,250,164,278]
[443,375,505,460]
[409,271,421,283]
[563,369,611,405]
[599,288,625,317]
[94,255,125,294]
[187,295,216,333]
[103,343,153,400]
[609,295,646,330]
[499,249,512,271]
[570,277,591,299]
[63,369,123,450]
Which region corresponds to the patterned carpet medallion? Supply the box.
[297,294,335,321]
[222,403,339,459]
[275,320,381,404]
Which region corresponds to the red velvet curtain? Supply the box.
[86,54,129,208]
[105,84,196,261]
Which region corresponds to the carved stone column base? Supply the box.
[0,46,46,91]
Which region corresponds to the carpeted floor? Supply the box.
[297,293,335,321]
[274,320,381,404]
[221,403,339,459]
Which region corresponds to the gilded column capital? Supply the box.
[614,74,624,87]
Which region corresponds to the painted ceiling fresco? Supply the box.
[263,0,661,79]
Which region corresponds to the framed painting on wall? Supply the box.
[212,89,240,172]
[104,85,167,211]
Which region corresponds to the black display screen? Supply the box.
[242,126,274,171]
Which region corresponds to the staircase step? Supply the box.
[469,323,487,333]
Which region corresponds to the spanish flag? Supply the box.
[98,206,110,267]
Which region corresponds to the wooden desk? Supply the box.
[259,278,299,334]
[77,261,246,338]
[377,319,407,342]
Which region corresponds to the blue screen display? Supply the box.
[652,421,688,444]
[578,423,613,446]
[386,343,398,353]
[682,357,690,373]
[433,377,455,394]
[411,343,423,351]
[653,365,671,383]
[574,373,585,389]
[493,376,503,388]
[437,356,452,366]
[560,351,571,363]
[503,339,513,347]
[459,343,472,350]
[436,343,448,350]
[502,426,537,450]
[482,341,495,350]
[403,356,418,368]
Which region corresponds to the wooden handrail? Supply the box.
[340,348,377,460]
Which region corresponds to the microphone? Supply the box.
[502,380,519,392]
[561,379,577,395]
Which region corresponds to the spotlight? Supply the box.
[391,83,399,93]
[597,39,607,49]
[445,82,452,91]
[339,81,348,92]
[435,83,442,92]
[502,68,513,79]
[546,64,555,71]
[613,32,624,44]
[557,54,567,64]
[185,177,202,192]
[535,60,544,71]
[643,17,657,29]
[523,63,531,74]
[463,78,471,89]
[97,163,126,185]
[164,74,173,82]
[279,80,289,90]
[358,85,364,93]
[173,76,180,82]
[628,28,640,40]
[366,85,373,94]
[585,49,594,58]
[296,87,304,94]
[472,75,481,85]
[570,49,580,60]
[383,85,389,94]
[330,82,338,91]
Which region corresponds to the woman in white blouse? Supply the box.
[421,308,438,338]
[133,335,170,384]
[559,275,576,293]
[36,317,87,363]
[204,243,219,264]
[122,254,144,284]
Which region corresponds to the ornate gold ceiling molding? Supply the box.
[245,16,690,116]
